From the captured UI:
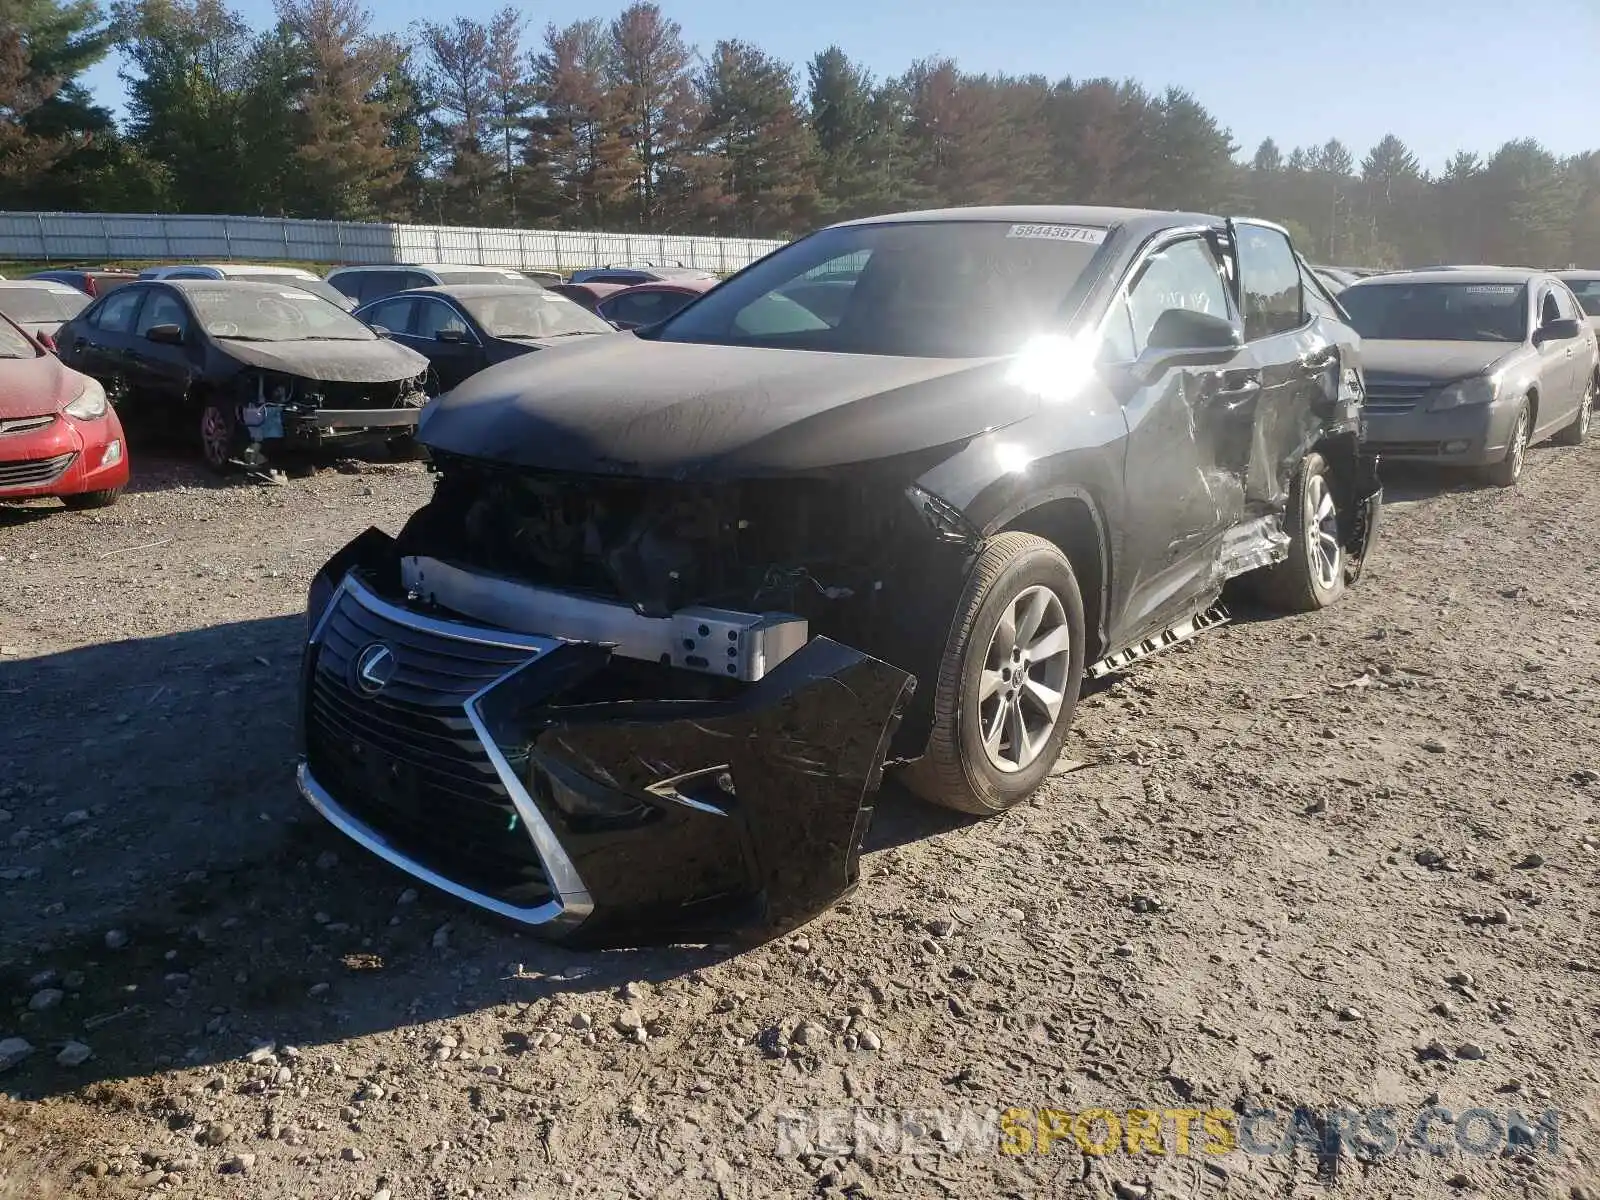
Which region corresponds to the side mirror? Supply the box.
[370,325,392,338]
[145,323,184,345]
[1132,309,1242,383]
[436,327,466,344]
[1537,317,1581,343]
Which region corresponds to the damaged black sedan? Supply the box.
[57,280,430,470]
[300,207,1381,946]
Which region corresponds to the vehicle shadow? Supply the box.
[122,445,408,496]
[0,616,952,1102]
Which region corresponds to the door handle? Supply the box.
[1214,374,1262,406]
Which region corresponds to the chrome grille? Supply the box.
[1362,383,1431,415]
[0,450,75,488]
[0,414,56,438]
[305,587,554,906]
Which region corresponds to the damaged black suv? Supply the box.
[300,207,1381,945]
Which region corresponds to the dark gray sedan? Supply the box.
[354,284,614,392]
[1339,269,1597,485]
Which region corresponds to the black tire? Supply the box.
[902,532,1085,816]
[198,398,240,474]
[1255,451,1348,613]
[62,487,122,510]
[1483,398,1531,487]
[1554,377,1593,447]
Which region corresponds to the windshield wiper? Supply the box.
[297,335,367,342]
[215,334,278,342]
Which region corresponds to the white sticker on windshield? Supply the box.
[545,293,573,302]
[47,286,79,295]
[1006,223,1107,245]
[1464,285,1518,294]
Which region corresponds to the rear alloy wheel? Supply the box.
[1554,377,1593,446]
[1484,399,1531,487]
[1255,451,1346,613]
[903,532,1085,816]
[199,399,239,473]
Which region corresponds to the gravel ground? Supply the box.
[1,442,1598,1200]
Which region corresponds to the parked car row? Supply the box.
[0,264,722,491]
[4,233,1596,522]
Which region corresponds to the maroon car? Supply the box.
[594,280,716,330]
[546,282,628,313]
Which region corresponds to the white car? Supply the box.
[137,263,356,310]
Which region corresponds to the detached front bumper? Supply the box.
[298,530,915,946]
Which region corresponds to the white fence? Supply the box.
[0,211,787,274]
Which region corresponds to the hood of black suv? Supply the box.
[417,333,1035,479]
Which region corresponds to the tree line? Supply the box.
[4,0,1598,267]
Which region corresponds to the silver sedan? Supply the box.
[1340,269,1597,485]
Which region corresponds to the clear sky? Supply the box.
[81,0,1600,170]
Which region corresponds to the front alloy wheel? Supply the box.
[1485,401,1530,487]
[1305,471,1342,594]
[978,585,1073,773]
[903,531,1086,816]
[199,400,237,472]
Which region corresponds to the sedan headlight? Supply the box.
[1430,374,1499,411]
[63,377,108,421]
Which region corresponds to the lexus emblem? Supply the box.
[352,643,397,696]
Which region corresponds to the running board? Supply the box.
[1084,603,1231,680]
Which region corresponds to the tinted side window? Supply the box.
[329,272,362,303]
[607,291,681,326]
[354,272,406,305]
[1550,284,1580,322]
[415,299,469,340]
[1122,238,1230,355]
[1300,263,1344,322]
[364,297,415,335]
[1236,224,1304,340]
[1538,288,1561,327]
[93,287,145,333]
[136,290,189,336]
[403,271,435,291]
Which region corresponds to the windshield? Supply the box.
[1339,281,1528,342]
[0,288,89,323]
[654,220,1109,357]
[188,287,377,342]
[0,315,37,358]
[459,291,613,339]
[434,269,535,287]
[1560,278,1600,317]
[235,275,352,308]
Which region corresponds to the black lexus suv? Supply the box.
[300,206,1381,946]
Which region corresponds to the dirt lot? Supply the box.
[1,442,1598,1200]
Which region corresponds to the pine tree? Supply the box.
[527,17,630,228]
[694,40,812,236]
[276,0,401,220]
[805,46,905,220]
[606,1,701,229]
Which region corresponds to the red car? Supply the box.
[0,313,129,509]
[593,280,715,330]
